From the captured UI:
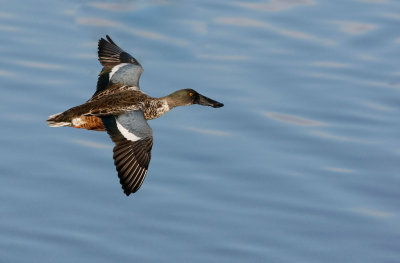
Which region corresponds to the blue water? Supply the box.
[1,0,400,262]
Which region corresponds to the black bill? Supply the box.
[195,94,224,108]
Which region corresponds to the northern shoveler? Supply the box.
[47,35,223,196]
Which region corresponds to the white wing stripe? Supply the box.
[116,120,141,142]
[109,63,129,80]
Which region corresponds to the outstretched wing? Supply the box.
[95,35,144,96]
[102,110,153,196]
[98,35,140,66]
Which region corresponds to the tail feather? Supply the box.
[47,112,72,127]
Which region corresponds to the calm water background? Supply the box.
[1,0,400,262]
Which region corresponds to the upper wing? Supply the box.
[98,35,140,66]
[95,35,144,96]
[102,110,153,196]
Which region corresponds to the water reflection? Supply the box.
[350,208,394,219]
[310,131,355,142]
[185,126,230,136]
[356,53,380,61]
[178,20,208,35]
[16,60,65,70]
[87,0,170,11]
[75,17,119,27]
[0,25,20,32]
[334,21,377,35]
[214,17,335,45]
[0,12,15,18]
[361,101,394,112]
[86,2,137,12]
[0,70,14,77]
[382,13,400,20]
[196,54,249,61]
[75,53,97,59]
[356,0,388,4]
[234,0,314,12]
[325,166,354,174]
[75,17,188,45]
[264,112,325,126]
[309,61,352,68]
[71,139,112,149]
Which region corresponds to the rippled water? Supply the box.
[1,0,400,262]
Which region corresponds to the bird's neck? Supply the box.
[141,97,172,120]
[161,93,190,109]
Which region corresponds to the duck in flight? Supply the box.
[47,35,223,196]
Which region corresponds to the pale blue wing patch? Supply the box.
[109,63,143,90]
[115,110,152,141]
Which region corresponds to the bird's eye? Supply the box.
[189,92,194,96]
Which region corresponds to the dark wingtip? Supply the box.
[97,35,124,65]
[98,35,140,66]
[106,35,116,45]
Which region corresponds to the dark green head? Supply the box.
[168,89,224,108]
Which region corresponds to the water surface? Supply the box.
[1,0,400,262]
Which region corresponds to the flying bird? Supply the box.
[47,35,223,196]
